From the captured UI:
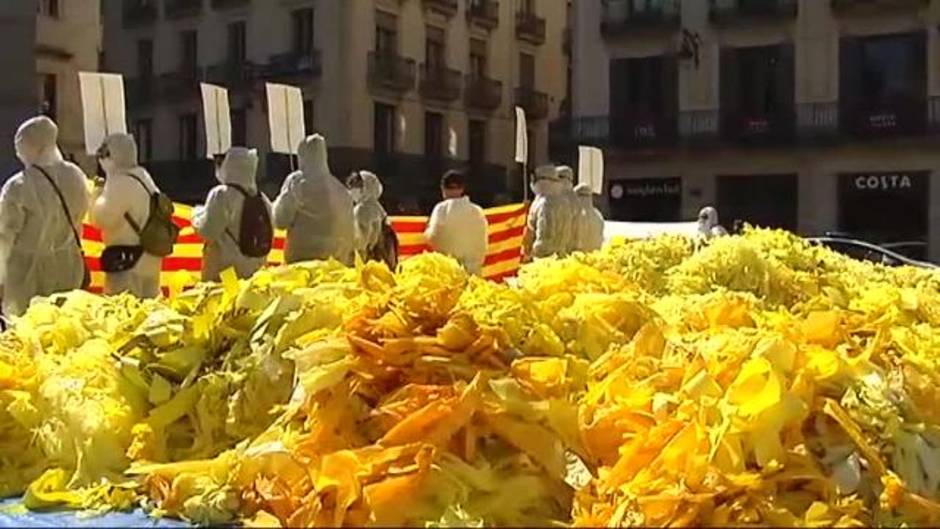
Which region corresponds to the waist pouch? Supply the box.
[101,245,145,273]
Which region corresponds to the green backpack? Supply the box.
[125,172,180,257]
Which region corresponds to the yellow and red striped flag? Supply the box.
[80,202,528,293]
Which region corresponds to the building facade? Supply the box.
[0,0,38,176]
[566,0,940,262]
[102,0,567,213]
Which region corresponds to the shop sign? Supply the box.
[853,173,915,191]
[612,179,682,200]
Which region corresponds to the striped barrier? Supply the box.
[80,202,529,293]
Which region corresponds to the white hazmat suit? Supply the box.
[556,166,580,255]
[273,135,355,265]
[193,148,272,281]
[425,194,488,276]
[573,183,605,253]
[91,133,163,299]
[0,116,90,316]
[524,166,571,260]
[698,206,729,240]
[351,171,388,257]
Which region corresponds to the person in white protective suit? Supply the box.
[91,133,163,298]
[573,183,605,253]
[273,134,355,265]
[192,148,273,281]
[348,170,398,269]
[425,170,488,275]
[0,116,90,317]
[556,165,580,255]
[698,206,729,240]
[523,165,571,261]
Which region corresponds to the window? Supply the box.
[469,120,486,167]
[737,46,786,115]
[859,34,923,103]
[520,0,536,15]
[374,103,396,157]
[426,26,446,68]
[180,30,198,78]
[292,8,315,56]
[303,100,314,136]
[425,112,444,161]
[39,0,59,18]
[520,53,535,88]
[376,12,398,54]
[138,39,153,78]
[227,22,247,64]
[135,119,153,163]
[470,39,488,78]
[179,113,198,160]
[231,108,247,147]
[38,74,57,121]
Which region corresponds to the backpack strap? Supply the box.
[32,165,83,251]
[123,172,152,235]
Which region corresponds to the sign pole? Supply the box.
[284,90,296,172]
[99,77,110,138]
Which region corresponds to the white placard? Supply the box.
[578,146,604,195]
[201,83,231,159]
[514,106,528,164]
[79,72,127,155]
[266,83,306,155]
[448,126,458,158]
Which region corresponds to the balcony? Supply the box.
[831,0,927,14]
[720,109,796,145]
[122,0,157,28]
[797,102,839,142]
[155,70,202,102]
[679,110,720,142]
[709,0,798,24]
[211,0,250,10]
[610,112,679,149]
[465,74,502,111]
[206,62,257,92]
[515,87,549,120]
[165,0,202,19]
[369,52,416,94]
[423,0,458,17]
[516,11,546,45]
[840,96,927,139]
[259,51,322,83]
[420,64,462,102]
[601,0,681,35]
[467,0,499,29]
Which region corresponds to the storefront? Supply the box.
[838,171,929,248]
[607,178,682,222]
[717,174,798,231]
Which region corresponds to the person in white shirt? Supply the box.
[425,170,488,275]
[556,165,580,255]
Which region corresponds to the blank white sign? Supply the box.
[201,83,232,159]
[266,83,306,155]
[514,106,528,164]
[79,72,127,155]
[578,146,605,195]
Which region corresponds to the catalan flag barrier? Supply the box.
[80,202,529,293]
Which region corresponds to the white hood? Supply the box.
[219,147,259,193]
[297,134,331,180]
[14,116,63,167]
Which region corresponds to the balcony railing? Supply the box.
[369,51,416,94]
[211,0,250,10]
[831,0,927,14]
[154,70,203,102]
[123,0,157,28]
[797,102,839,141]
[720,109,796,145]
[515,87,549,120]
[423,0,458,17]
[709,0,798,23]
[260,51,323,82]
[516,11,546,45]
[465,74,502,111]
[420,64,462,102]
[206,62,257,91]
[165,0,202,19]
[679,110,720,142]
[601,0,681,34]
[840,96,927,139]
[610,112,679,149]
[467,0,499,29]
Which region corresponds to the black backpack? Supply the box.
[227,184,274,258]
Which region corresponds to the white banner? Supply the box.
[514,106,528,164]
[578,146,604,195]
[266,83,306,155]
[201,83,232,159]
[79,72,127,155]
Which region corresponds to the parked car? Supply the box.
[809,237,936,269]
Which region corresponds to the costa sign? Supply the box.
[854,173,913,191]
